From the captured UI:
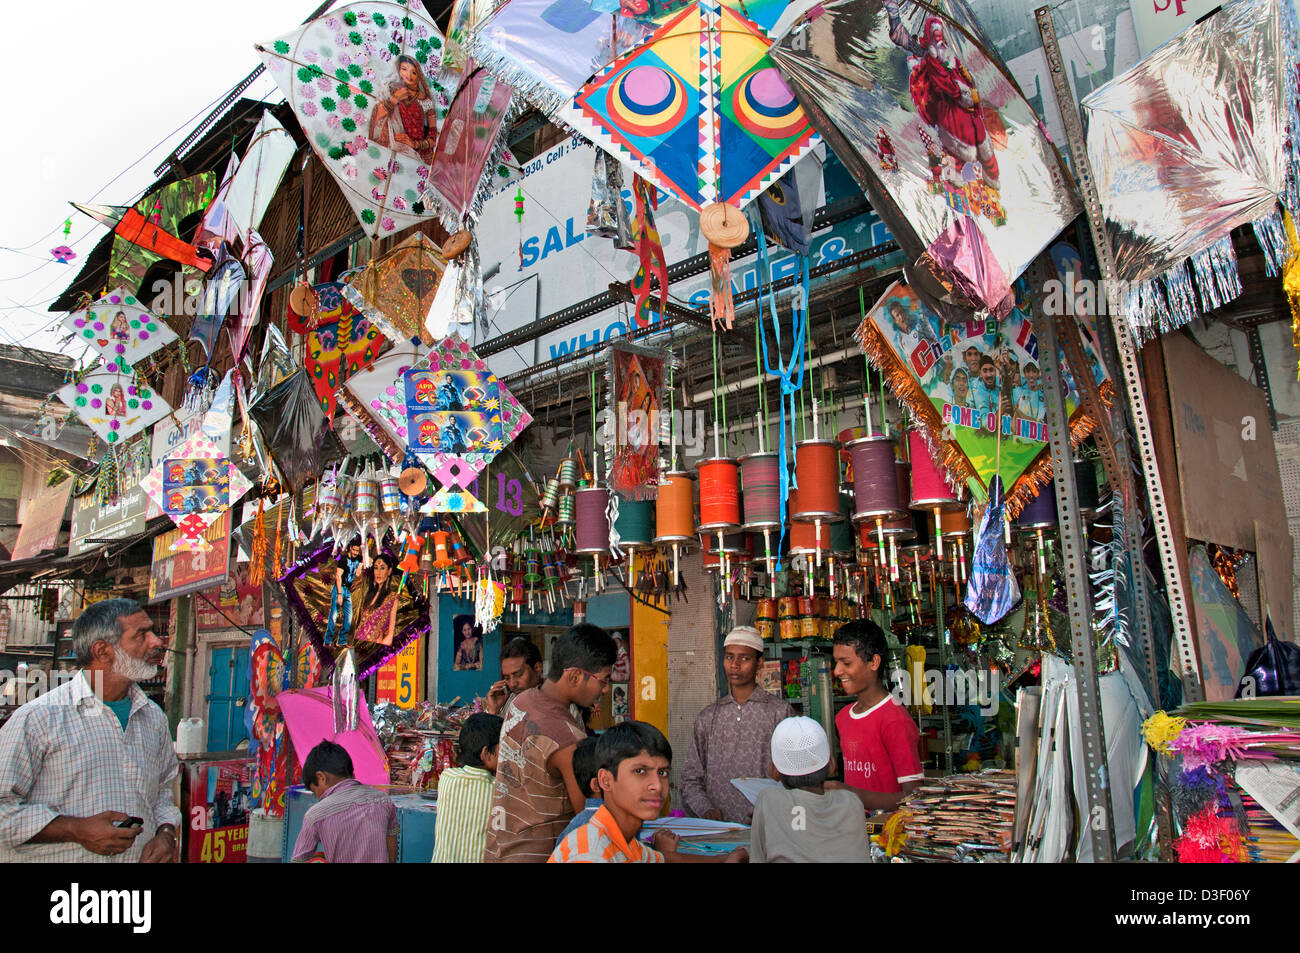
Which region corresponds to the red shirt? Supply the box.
[835,696,925,794]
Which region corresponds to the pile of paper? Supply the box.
[895,771,1016,862]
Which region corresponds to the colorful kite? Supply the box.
[61,288,178,370]
[141,433,253,552]
[257,2,455,238]
[340,232,445,344]
[57,365,171,447]
[306,311,384,420]
[771,0,1080,317]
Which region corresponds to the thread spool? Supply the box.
[556,492,575,526]
[847,436,905,523]
[654,470,696,585]
[696,457,741,531]
[540,478,561,513]
[740,451,781,575]
[756,597,777,641]
[791,440,842,521]
[613,498,655,550]
[558,457,578,490]
[1075,457,1100,521]
[789,489,831,554]
[1014,486,1058,531]
[575,485,612,554]
[778,596,800,641]
[907,430,958,509]
[939,508,972,538]
[354,475,378,518]
[899,510,933,552]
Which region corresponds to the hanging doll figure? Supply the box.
[354,552,406,646]
[324,537,364,647]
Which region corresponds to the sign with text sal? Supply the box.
[856,281,1106,513]
[149,510,232,603]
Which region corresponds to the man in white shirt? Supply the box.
[0,598,180,863]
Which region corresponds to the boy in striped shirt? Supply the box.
[549,722,747,864]
[431,713,501,863]
[292,741,398,863]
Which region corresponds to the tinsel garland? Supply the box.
[335,387,404,465]
[1142,710,1188,753]
[1089,494,1131,650]
[1174,808,1247,863]
[272,504,284,579]
[250,498,267,587]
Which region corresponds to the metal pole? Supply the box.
[1034,6,1202,702]
[1035,289,1117,863]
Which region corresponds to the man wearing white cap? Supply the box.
[681,626,793,824]
[750,717,871,863]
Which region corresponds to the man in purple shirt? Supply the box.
[292,741,398,863]
[682,627,793,824]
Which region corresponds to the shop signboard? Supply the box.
[375,638,421,709]
[1128,0,1223,55]
[183,758,250,864]
[149,510,232,603]
[68,483,149,556]
[11,479,73,561]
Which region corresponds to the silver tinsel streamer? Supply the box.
[1088,493,1131,652]
[1252,208,1290,275]
[606,490,621,560]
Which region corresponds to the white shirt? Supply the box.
[0,671,181,862]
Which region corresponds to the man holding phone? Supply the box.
[0,599,181,863]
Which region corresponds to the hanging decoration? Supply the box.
[403,333,532,491]
[56,365,171,447]
[257,2,453,239]
[61,287,179,369]
[50,246,76,264]
[339,347,432,461]
[306,310,384,421]
[855,281,1107,513]
[189,252,247,361]
[770,0,1081,317]
[964,476,1020,624]
[587,149,635,248]
[604,340,669,500]
[340,232,446,345]
[248,368,348,490]
[1081,0,1299,343]
[71,172,217,291]
[222,110,298,242]
[630,177,670,324]
[700,202,749,330]
[140,434,253,552]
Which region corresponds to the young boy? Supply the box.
[829,620,925,813]
[431,713,502,863]
[750,717,871,863]
[554,735,602,845]
[549,722,747,863]
[292,741,398,863]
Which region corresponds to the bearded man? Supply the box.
[0,599,181,862]
[884,0,1000,190]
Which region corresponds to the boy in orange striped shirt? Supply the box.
[549,722,746,863]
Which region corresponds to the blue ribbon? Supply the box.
[752,213,809,571]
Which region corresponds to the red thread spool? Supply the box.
[574,485,612,554]
[907,430,960,510]
[653,471,696,543]
[791,440,842,523]
[788,487,831,553]
[696,457,741,532]
[739,452,782,530]
[847,435,905,523]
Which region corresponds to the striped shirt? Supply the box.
[0,670,181,863]
[548,805,665,863]
[292,779,398,863]
[483,687,586,863]
[430,765,494,863]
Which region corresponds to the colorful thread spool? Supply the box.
[575,485,613,555]
[556,492,576,526]
[654,470,696,586]
[907,430,959,509]
[847,436,905,523]
[696,457,741,532]
[940,508,972,537]
[613,498,655,550]
[740,451,782,575]
[558,457,578,490]
[788,488,831,554]
[540,477,561,513]
[1014,486,1058,531]
[791,440,842,521]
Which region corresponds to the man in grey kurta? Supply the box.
[681,627,793,824]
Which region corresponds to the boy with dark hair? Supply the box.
[829,620,924,813]
[750,717,870,863]
[484,623,616,863]
[554,735,603,845]
[550,722,748,864]
[485,637,544,714]
[292,741,397,862]
[432,713,502,863]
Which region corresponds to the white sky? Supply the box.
[0,0,325,356]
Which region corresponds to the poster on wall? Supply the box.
[197,561,266,632]
[184,758,251,864]
[149,511,233,603]
[452,614,484,671]
[605,342,668,500]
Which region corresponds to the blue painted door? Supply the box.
[206,647,251,752]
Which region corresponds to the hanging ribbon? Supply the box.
[630,177,669,328]
[753,212,809,570]
[710,245,735,331]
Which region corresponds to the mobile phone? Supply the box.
[114,816,144,829]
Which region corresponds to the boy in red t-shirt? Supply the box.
[828,620,925,812]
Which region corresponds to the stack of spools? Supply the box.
[740,451,782,575]
[1015,484,1058,578]
[613,497,656,562]
[555,453,578,533]
[791,436,842,569]
[697,454,741,601]
[847,433,906,582]
[654,469,696,585]
[907,430,966,565]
